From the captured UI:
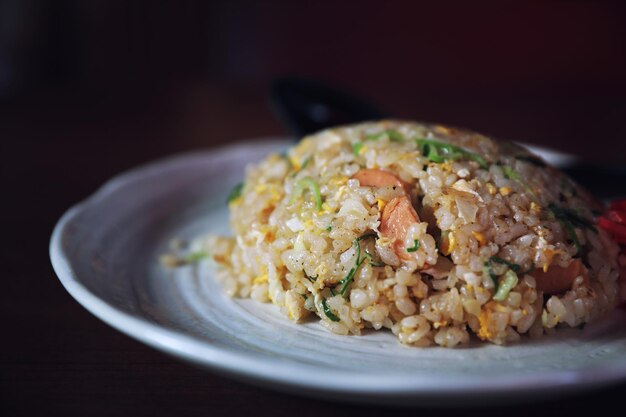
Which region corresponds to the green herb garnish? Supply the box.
[502,165,537,198]
[227,182,244,203]
[337,233,378,295]
[325,225,332,232]
[322,298,340,322]
[484,256,526,292]
[416,139,488,168]
[353,130,403,155]
[548,204,596,231]
[502,166,522,181]
[290,177,323,211]
[365,129,404,142]
[183,251,209,263]
[548,203,597,253]
[363,250,384,267]
[492,270,519,301]
[406,239,420,253]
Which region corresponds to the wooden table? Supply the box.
[2,83,625,416]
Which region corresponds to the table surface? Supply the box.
[2,84,625,417]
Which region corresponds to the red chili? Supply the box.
[598,217,626,244]
[610,200,626,212]
[607,210,626,225]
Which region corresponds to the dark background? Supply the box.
[2,1,626,416]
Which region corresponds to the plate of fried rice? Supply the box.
[51,120,626,405]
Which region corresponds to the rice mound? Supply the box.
[208,120,622,347]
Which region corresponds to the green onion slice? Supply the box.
[548,204,596,232]
[548,203,597,253]
[502,165,537,198]
[365,129,404,142]
[406,239,420,253]
[353,130,404,156]
[321,298,340,322]
[493,270,519,301]
[337,233,378,295]
[290,177,323,211]
[227,182,244,203]
[502,166,522,181]
[183,251,209,263]
[416,139,488,168]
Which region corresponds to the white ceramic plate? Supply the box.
[50,139,626,406]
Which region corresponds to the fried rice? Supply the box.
[206,120,622,347]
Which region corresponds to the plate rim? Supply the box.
[49,140,626,403]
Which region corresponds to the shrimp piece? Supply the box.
[531,258,589,295]
[380,196,420,260]
[352,169,410,194]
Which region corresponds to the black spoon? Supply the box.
[269,76,386,138]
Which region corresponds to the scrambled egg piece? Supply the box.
[478,307,492,340]
[499,186,512,196]
[471,231,486,246]
[253,274,268,285]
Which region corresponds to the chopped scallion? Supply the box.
[321,298,340,322]
[502,165,537,198]
[352,142,363,156]
[227,182,244,203]
[337,233,378,295]
[548,204,596,232]
[493,270,519,301]
[416,139,488,168]
[502,166,522,181]
[338,265,361,296]
[290,177,323,211]
[363,250,384,267]
[183,251,209,263]
[406,239,420,252]
[548,203,597,253]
